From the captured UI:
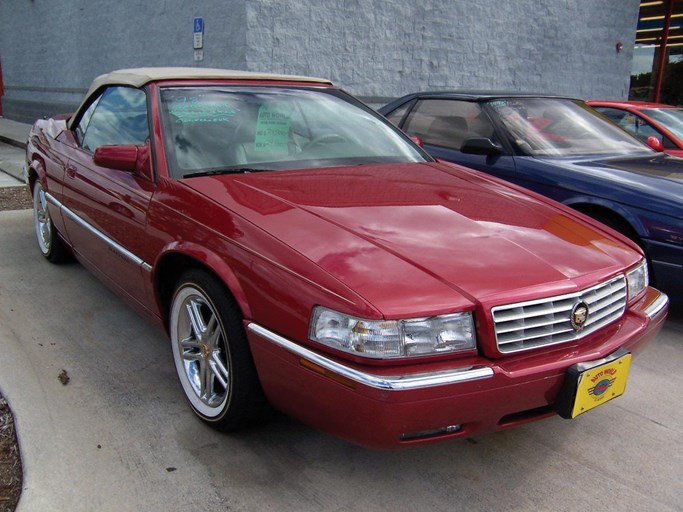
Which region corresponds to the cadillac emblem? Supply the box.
[570,301,589,331]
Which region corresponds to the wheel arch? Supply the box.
[26,157,46,191]
[564,197,647,240]
[153,246,252,333]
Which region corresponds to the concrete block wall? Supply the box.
[0,0,246,122]
[246,0,640,99]
[0,0,639,123]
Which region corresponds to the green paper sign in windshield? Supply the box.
[254,103,292,156]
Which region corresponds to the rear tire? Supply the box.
[169,269,268,431]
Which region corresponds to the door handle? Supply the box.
[66,165,77,179]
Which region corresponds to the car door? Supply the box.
[61,86,154,308]
[398,98,517,176]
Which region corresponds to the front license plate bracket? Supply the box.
[555,347,632,419]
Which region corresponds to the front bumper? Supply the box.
[246,288,668,449]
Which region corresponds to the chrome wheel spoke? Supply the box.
[210,353,229,389]
[205,314,219,348]
[180,335,201,351]
[39,191,48,213]
[41,222,51,245]
[186,299,207,338]
[200,357,213,402]
[181,351,202,363]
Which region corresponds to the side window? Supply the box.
[385,100,415,128]
[596,107,675,148]
[79,87,149,152]
[74,97,100,146]
[403,99,496,150]
[594,107,629,125]
[632,117,676,148]
[633,118,660,140]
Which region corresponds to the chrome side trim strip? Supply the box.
[46,192,152,272]
[247,323,494,390]
[644,292,669,319]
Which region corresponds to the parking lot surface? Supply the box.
[0,209,681,512]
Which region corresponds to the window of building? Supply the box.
[631,0,683,104]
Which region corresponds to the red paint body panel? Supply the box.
[181,163,639,313]
[248,287,665,449]
[24,72,669,449]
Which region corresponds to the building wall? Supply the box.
[0,0,639,123]
[245,0,640,100]
[0,0,246,122]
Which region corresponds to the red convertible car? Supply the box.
[588,100,683,158]
[26,68,668,449]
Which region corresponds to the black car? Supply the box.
[380,92,683,296]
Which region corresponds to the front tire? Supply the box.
[33,181,70,263]
[169,269,267,431]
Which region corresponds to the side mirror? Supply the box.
[93,143,154,181]
[94,145,138,172]
[409,135,424,147]
[461,137,504,156]
[645,136,664,152]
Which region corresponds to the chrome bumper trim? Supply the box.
[644,292,669,319]
[247,323,494,391]
[46,192,152,273]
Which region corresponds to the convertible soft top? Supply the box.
[68,67,333,130]
[88,67,332,91]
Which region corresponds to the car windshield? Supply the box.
[641,107,683,141]
[159,86,427,178]
[485,98,650,157]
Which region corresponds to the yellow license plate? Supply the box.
[570,352,632,418]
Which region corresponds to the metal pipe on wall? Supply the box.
[654,0,675,102]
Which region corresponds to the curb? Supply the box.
[0,135,26,149]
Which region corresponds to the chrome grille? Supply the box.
[492,276,627,353]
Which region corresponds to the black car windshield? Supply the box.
[641,107,683,142]
[486,98,650,157]
[159,86,428,178]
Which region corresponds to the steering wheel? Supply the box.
[305,133,347,149]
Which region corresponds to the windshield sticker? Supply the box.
[254,103,291,154]
[167,96,240,123]
[488,100,508,110]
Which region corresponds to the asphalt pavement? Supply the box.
[0,116,681,511]
[0,211,680,511]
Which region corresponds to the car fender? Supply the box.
[562,195,648,239]
[27,157,46,190]
[152,241,253,322]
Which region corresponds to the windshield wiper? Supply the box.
[183,168,272,178]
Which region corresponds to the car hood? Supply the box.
[182,162,640,316]
[530,153,683,217]
[576,153,683,185]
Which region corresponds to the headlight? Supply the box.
[309,306,476,359]
[626,259,648,302]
